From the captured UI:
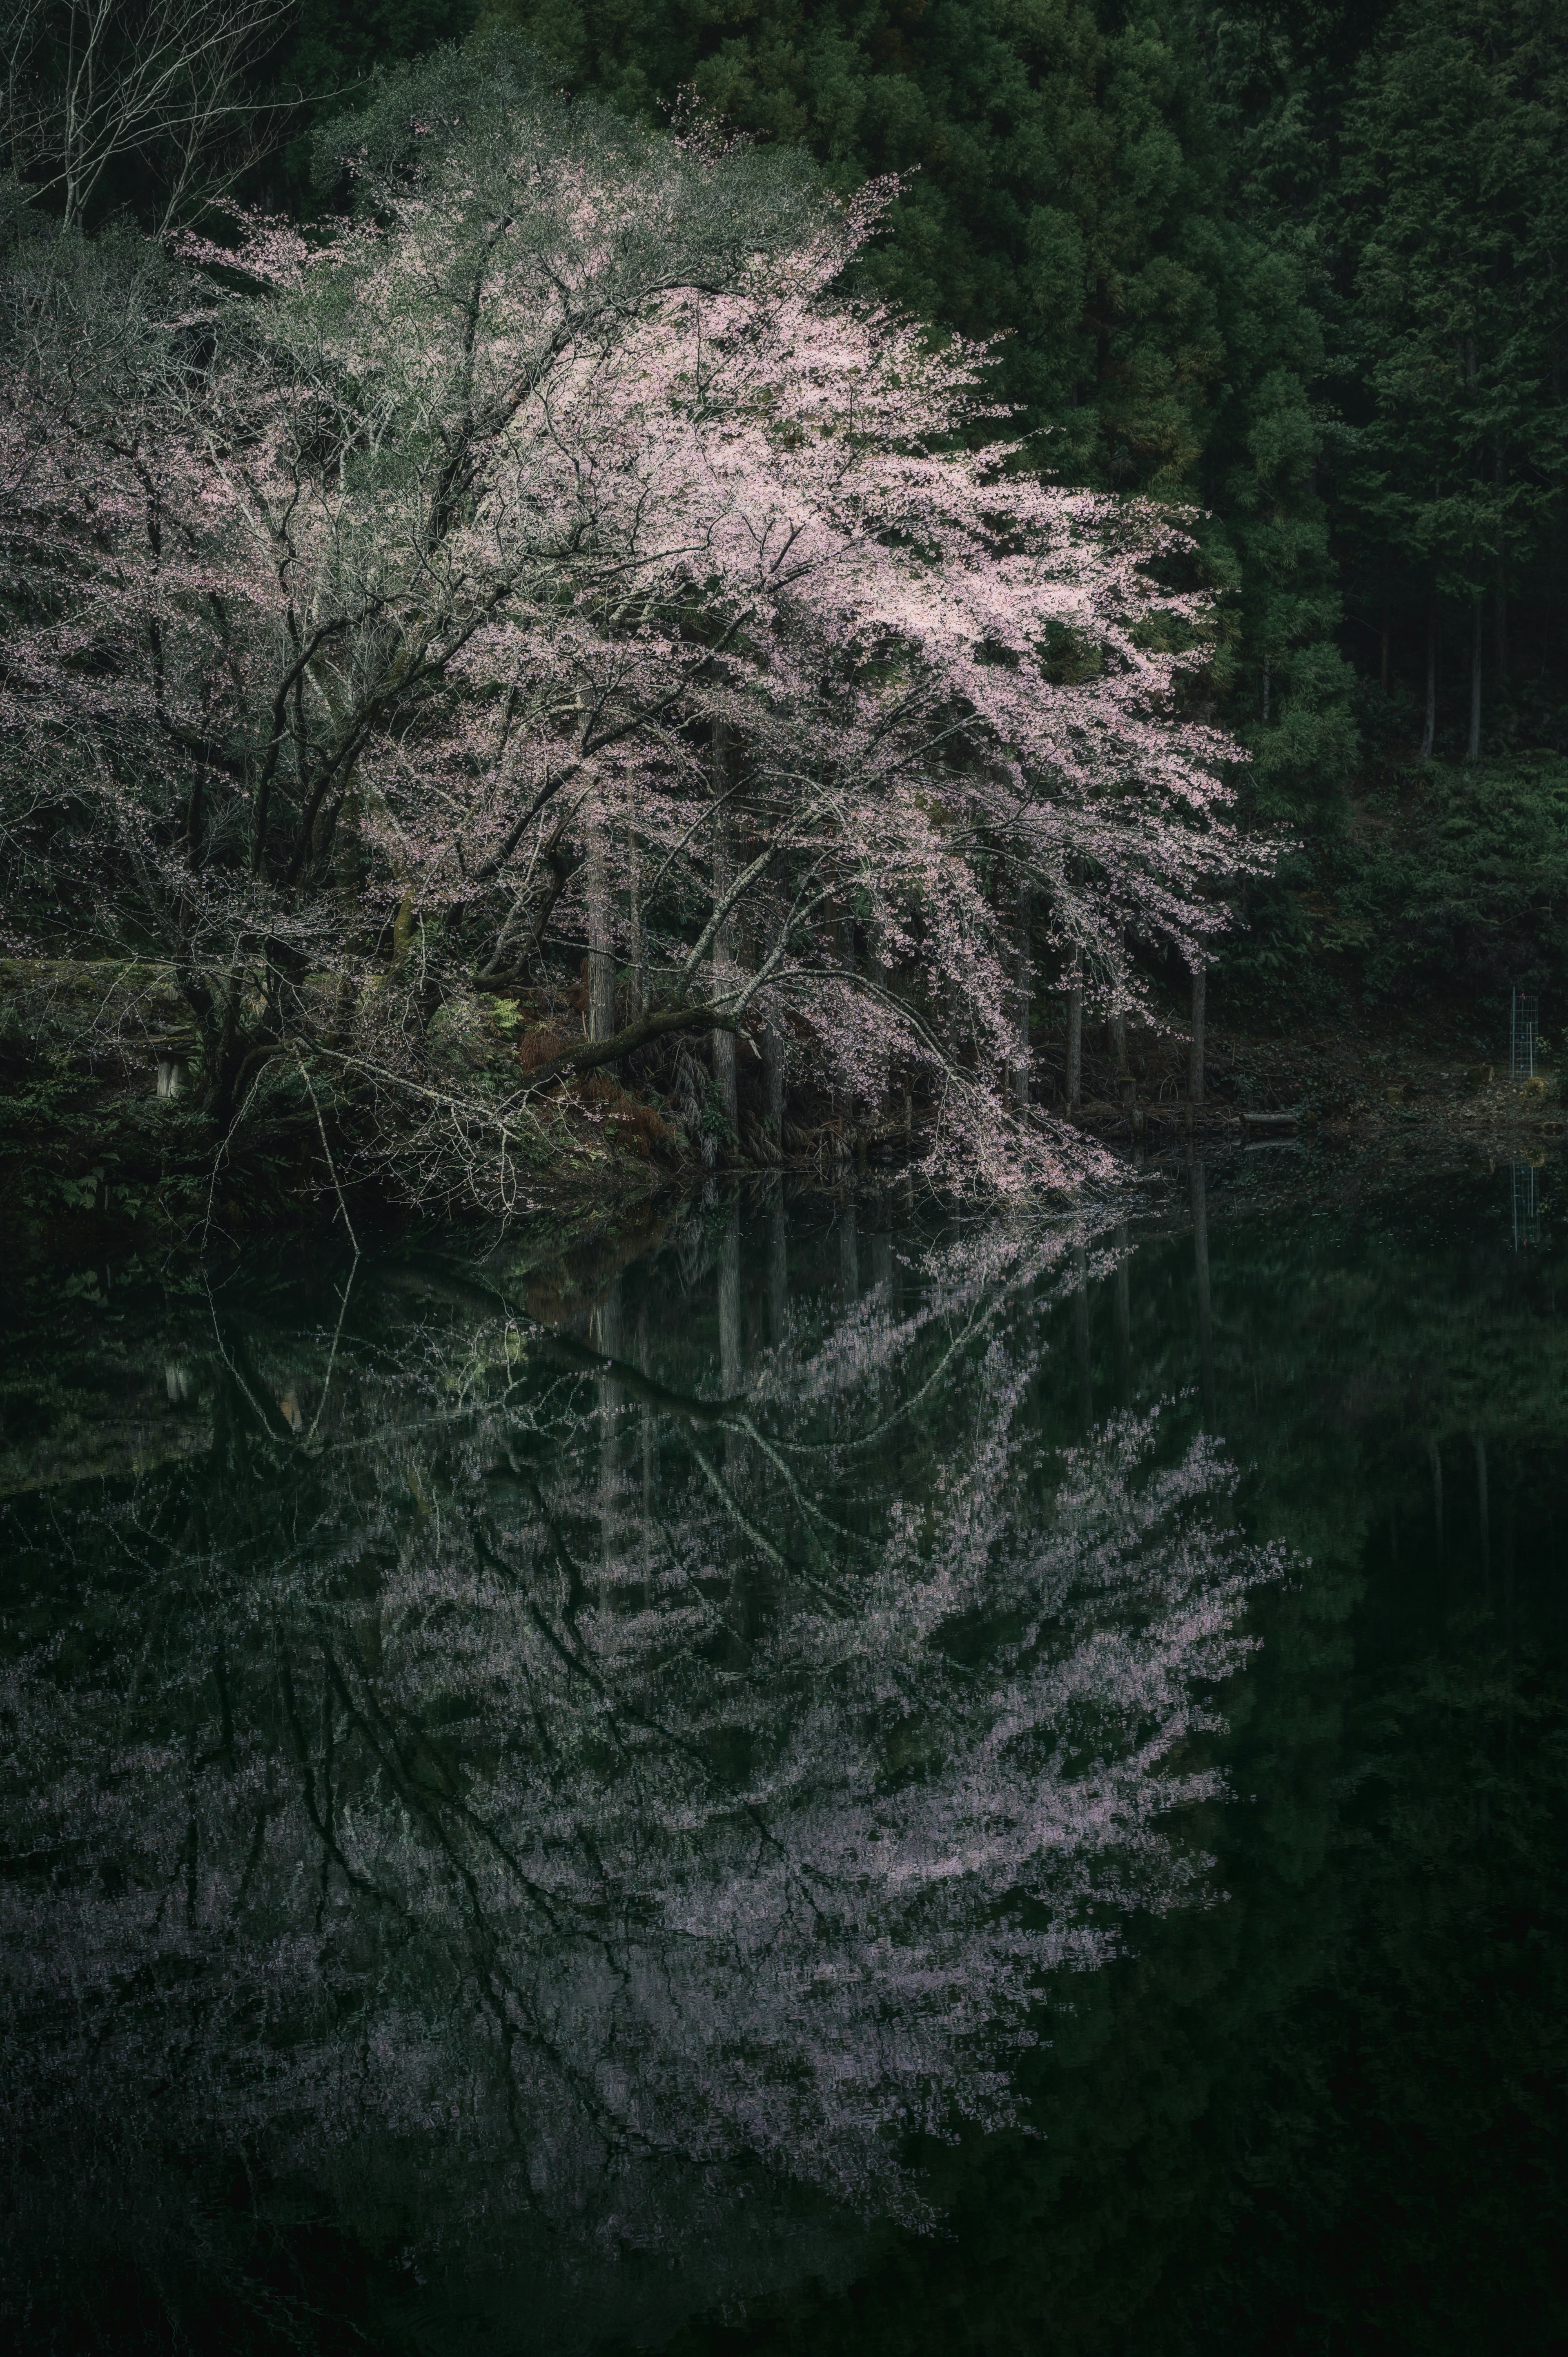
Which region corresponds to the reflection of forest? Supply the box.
[2,1166,1564,2355]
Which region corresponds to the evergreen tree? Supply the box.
[1334,0,1568,760]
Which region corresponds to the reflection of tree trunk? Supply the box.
[594,1275,624,1594]
[1114,1224,1131,1409]
[840,1197,859,1307]
[719,1204,743,1394]
[1074,1245,1092,1425]
[719,1199,743,1477]
[1189,967,1206,1108]
[1065,958,1082,1110]
[1429,1437,1443,1559]
[1191,1157,1214,1424]
[872,1222,893,1301]
[1466,593,1482,762]
[1473,1434,1490,1585]
[768,1190,789,1347]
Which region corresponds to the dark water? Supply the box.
[2,1158,1565,2355]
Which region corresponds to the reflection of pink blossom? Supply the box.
[0,1213,1285,2272]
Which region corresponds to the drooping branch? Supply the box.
[520,1000,739,1090]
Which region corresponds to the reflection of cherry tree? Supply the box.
[0,1212,1283,2308]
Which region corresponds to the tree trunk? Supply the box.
[585,817,616,1043]
[1421,583,1437,760]
[763,1021,785,1145]
[711,953,738,1142]
[1014,883,1032,1112]
[1495,435,1508,682]
[1466,592,1483,761]
[626,805,645,1025]
[1189,965,1206,1106]
[1065,957,1082,1110]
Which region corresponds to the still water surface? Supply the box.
[2,1159,1564,2355]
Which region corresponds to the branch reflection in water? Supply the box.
[1,1195,1287,2329]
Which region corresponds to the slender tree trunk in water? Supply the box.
[1429,1436,1444,1559]
[1189,966,1206,1107]
[1114,1223,1131,1409]
[1421,583,1437,760]
[1467,593,1483,761]
[768,1189,789,1346]
[1191,1157,1214,1426]
[1261,655,1270,726]
[585,818,616,1043]
[1380,597,1390,695]
[1065,957,1082,1110]
[1014,884,1032,1111]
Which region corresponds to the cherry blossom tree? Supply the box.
[0,32,1267,1197]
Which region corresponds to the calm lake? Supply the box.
[3,1155,1564,2355]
